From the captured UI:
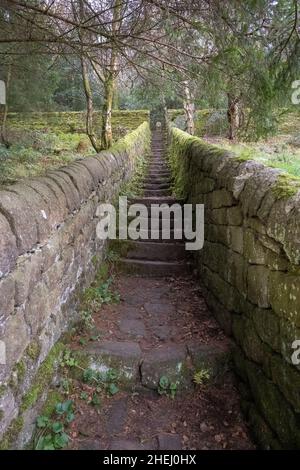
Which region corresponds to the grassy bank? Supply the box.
[0,110,149,187]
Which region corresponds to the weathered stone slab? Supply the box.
[157,433,182,450]
[119,318,146,337]
[141,344,187,390]
[144,302,176,317]
[187,342,230,379]
[247,265,270,308]
[85,341,142,387]
[106,397,128,435]
[0,276,15,319]
[269,272,300,325]
[0,213,17,278]
[110,438,157,450]
[0,190,38,254]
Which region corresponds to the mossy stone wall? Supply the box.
[168,126,300,449]
[0,122,150,448]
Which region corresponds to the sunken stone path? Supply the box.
[67,128,254,450]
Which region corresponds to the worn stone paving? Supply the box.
[66,276,253,450]
[65,127,254,450]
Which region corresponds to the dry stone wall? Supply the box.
[0,122,150,447]
[168,126,300,449]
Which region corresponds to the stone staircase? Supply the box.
[62,125,254,451]
[119,126,189,277]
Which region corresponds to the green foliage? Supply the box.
[79,310,95,331]
[193,369,211,386]
[82,367,120,397]
[272,174,300,199]
[105,250,121,264]
[60,349,79,369]
[0,113,149,186]
[91,393,101,407]
[34,400,75,450]
[158,376,177,399]
[82,276,120,311]
[120,151,150,198]
[168,127,201,199]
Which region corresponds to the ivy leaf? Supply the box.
[36,415,50,428]
[159,375,169,390]
[91,393,101,407]
[52,422,64,434]
[36,434,55,450]
[54,432,69,449]
[108,383,119,396]
[66,411,75,423]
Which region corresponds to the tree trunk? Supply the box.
[0,64,11,148]
[101,0,120,149]
[101,77,114,149]
[183,81,195,135]
[227,93,242,140]
[80,57,102,152]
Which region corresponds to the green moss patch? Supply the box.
[20,342,64,413]
[272,174,300,199]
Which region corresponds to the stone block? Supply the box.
[0,276,15,319]
[141,344,187,390]
[270,354,300,412]
[0,214,17,278]
[228,226,243,254]
[13,252,43,306]
[2,310,29,367]
[47,171,81,211]
[252,308,281,353]
[210,189,234,209]
[269,272,300,325]
[227,206,243,225]
[247,265,270,308]
[8,183,51,245]
[244,229,268,265]
[0,191,38,254]
[246,360,300,448]
[24,282,51,335]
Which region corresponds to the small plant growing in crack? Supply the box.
[60,349,79,369]
[34,400,75,450]
[82,276,120,311]
[193,368,211,386]
[82,367,120,396]
[105,249,120,264]
[158,376,177,399]
[80,310,94,331]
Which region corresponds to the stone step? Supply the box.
[144,180,170,185]
[140,343,230,390]
[149,163,168,168]
[118,258,190,277]
[148,170,170,173]
[144,189,171,197]
[143,182,170,190]
[77,341,142,388]
[143,177,171,184]
[126,241,186,261]
[148,171,170,175]
[129,196,180,206]
[131,227,185,241]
